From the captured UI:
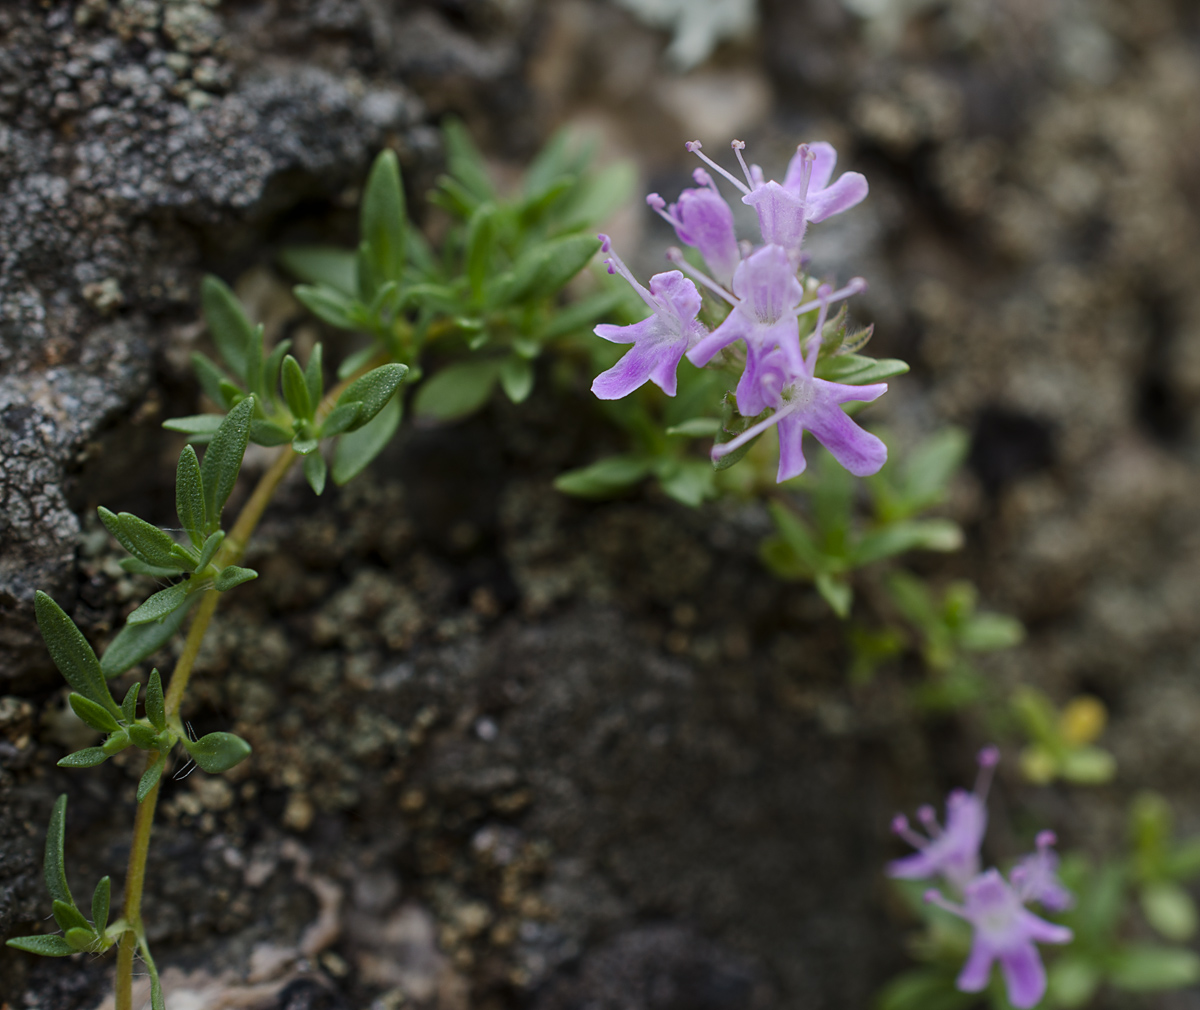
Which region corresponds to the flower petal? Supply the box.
[594,316,659,347]
[743,182,808,257]
[730,245,803,328]
[807,172,869,223]
[687,307,753,367]
[808,142,838,192]
[776,412,808,482]
[957,937,997,994]
[648,270,703,323]
[998,943,1047,1010]
[804,400,888,476]
[675,190,740,287]
[592,336,683,400]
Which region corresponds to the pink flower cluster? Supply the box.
[592,139,887,483]
[890,748,1074,1008]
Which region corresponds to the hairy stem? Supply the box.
[115,358,384,1009]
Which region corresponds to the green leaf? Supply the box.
[215,565,258,592]
[491,234,600,305]
[332,393,402,485]
[305,343,325,407]
[281,355,312,421]
[100,598,193,679]
[294,284,359,330]
[656,460,716,508]
[91,877,110,936]
[337,345,378,380]
[201,276,254,380]
[5,934,76,956]
[499,356,534,404]
[162,414,225,438]
[66,926,96,952]
[361,149,407,282]
[121,682,140,723]
[118,557,182,578]
[262,340,292,410]
[189,352,234,409]
[304,451,327,495]
[126,582,190,625]
[337,363,408,429]
[665,418,722,438]
[853,519,964,566]
[814,354,910,385]
[320,402,360,437]
[1141,882,1198,941]
[57,747,108,769]
[292,436,319,455]
[249,419,292,446]
[184,731,252,774]
[245,323,264,399]
[35,593,115,713]
[194,530,225,573]
[815,573,853,617]
[443,117,495,203]
[200,396,255,532]
[127,723,159,750]
[114,512,180,570]
[1060,745,1116,784]
[43,794,72,905]
[465,203,496,297]
[536,288,627,342]
[765,501,826,573]
[876,967,975,1010]
[101,730,131,756]
[1167,839,1200,880]
[958,612,1025,651]
[553,455,653,499]
[1047,955,1101,1008]
[1110,945,1200,990]
[137,754,166,803]
[146,669,166,731]
[68,693,120,733]
[556,160,637,231]
[53,899,90,934]
[278,246,358,297]
[175,444,207,548]
[414,359,501,421]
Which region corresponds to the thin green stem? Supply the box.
[114,356,385,1009]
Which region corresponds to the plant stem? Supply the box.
[113,357,385,1009]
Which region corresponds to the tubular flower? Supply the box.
[926,871,1073,1009]
[685,139,868,263]
[591,234,707,400]
[888,746,999,891]
[647,169,741,287]
[1011,831,1074,912]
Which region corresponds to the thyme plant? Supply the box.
[5,122,628,1010]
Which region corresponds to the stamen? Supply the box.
[647,193,685,231]
[711,400,802,461]
[666,247,737,305]
[925,889,966,918]
[597,233,656,311]
[804,283,834,372]
[685,140,750,195]
[692,167,719,193]
[917,805,943,837]
[731,140,755,190]
[975,745,1000,798]
[794,277,866,318]
[1036,830,1057,850]
[794,144,816,202]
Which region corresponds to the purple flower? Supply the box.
[647,169,741,287]
[685,139,868,262]
[591,234,707,400]
[1012,831,1074,913]
[888,746,999,891]
[679,253,886,482]
[926,870,1073,1009]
